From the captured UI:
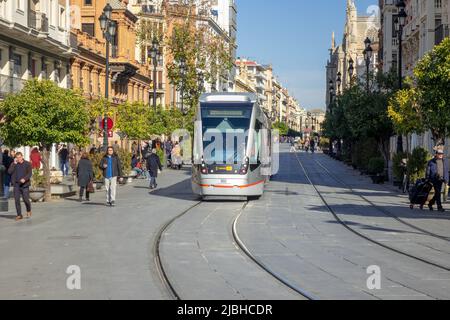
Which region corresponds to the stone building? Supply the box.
[0,0,72,100]
[326,0,380,107]
[70,0,152,145]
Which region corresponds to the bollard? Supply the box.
[0,198,8,212]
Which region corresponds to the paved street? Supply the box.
[1,146,450,300]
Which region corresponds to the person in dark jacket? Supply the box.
[99,147,123,207]
[8,152,32,221]
[2,150,14,199]
[76,152,94,202]
[146,149,162,189]
[426,149,449,212]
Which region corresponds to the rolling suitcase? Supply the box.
[409,179,435,210]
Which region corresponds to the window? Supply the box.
[31,59,37,78]
[59,6,66,29]
[12,54,22,77]
[82,23,95,37]
[84,0,92,5]
[112,34,118,58]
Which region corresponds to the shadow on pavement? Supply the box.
[0,214,17,220]
[149,178,199,201]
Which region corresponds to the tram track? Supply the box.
[155,198,315,300]
[232,202,316,300]
[313,157,450,243]
[154,201,203,300]
[294,152,450,273]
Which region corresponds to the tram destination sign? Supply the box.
[207,110,246,118]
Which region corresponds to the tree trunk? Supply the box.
[41,146,52,202]
[378,137,390,180]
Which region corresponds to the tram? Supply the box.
[192,93,272,200]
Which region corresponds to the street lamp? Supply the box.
[179,58,187,114]
[363,37,373,93]
[336,72,342,95]
[149,37,160,111]
[99,4,117,150]
[394,0,407,153]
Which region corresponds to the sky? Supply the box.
[236,0,379,110]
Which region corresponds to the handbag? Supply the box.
[87,180,95,193]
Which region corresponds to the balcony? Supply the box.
[0,75,27,99]
[28,11,48,33]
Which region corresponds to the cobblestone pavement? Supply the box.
[1,146,449,300]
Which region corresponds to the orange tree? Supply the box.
[0,79,90,201]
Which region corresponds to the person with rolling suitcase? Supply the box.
[425,149,449,212]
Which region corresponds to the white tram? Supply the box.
[192,93,272,200]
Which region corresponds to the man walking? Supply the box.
[146,149,163,189]
[426,149,449,212]
[8,152,32,221]
[99,147,123,207]
[58,145,70,177]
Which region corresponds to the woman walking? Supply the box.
[2,150,14,199]
[76,152,94,202]
[146,149,163,189]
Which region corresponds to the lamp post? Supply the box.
[179,58,187,115]
[99,4,117,150]
[149,37,160,111]
[363,37,373,93]
[394,0,407,153]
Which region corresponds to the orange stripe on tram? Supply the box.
[197,180,265,189]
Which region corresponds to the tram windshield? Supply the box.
[201,103,253,165]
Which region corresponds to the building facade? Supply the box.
[0,0,72,100]
[70,0,152,146]
[326,0,380,107]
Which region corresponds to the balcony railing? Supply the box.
[0,75,27,99]
[28,11,49,33]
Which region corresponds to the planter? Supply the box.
[370,175,385,184]
[29,189,45,202]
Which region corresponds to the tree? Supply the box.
[389,38,450,146]
[272,122,289,136]
[412,37,450,145]
[0,79,90,201]
[116,102,152,140]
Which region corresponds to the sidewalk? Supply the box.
[0,168,198,300]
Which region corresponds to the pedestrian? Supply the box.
[310,139,316,154]
[70,148,81,176]
[8,152,32,221]
[164,139,173,168]
[112,141,120,153]
[30,147,42,170]
[426,149,449,212]
[58,144,70,177]
[2,150,14,199]
[99,146,123,207]
[171,142,182,170]
[146,149,163,189]
[131,142,138,156]
[76,152,94,203]
[89,144,97,155]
